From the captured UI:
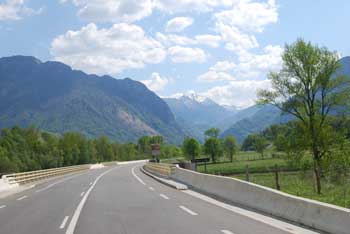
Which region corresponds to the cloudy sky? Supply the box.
[1,0,350,108]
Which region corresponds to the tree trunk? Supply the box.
[313,157,322,194]
[230,152,233,162]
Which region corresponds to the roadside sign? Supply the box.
[151,144,161,156]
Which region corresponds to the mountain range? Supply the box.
[163,94,237,141]
[165,56,350,143]
[0,56,184,143]
[0,55,348,145]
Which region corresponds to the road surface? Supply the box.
[0,163,319,234]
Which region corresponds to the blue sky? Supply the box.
[1,0,350,108]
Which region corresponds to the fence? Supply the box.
[144,163,175,177]
[2,164,91,185]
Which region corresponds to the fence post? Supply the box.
[245,165,250,182]
[274,164,281,190]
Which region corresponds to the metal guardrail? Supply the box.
[2,165,91,185]
[144,163,175,177]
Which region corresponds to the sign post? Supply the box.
[151,144,161,162]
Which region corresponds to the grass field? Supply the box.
[234,171,350,208]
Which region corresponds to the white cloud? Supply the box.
[211,60,236,71]
[198,70,235,82]
[195,34,222,48]
[165,17,193,32]
[0,0,43,21]
[168,46,208,63]
[61,0,153,23]
[198,45,282,82]
[198,60,236,82]
[141,72,170,92]
[156,32,197,46]
[154,0,234,14]
[235,45,283,78]
[216,22,259,52]
[201,79,271,108]
[62,0,235,23]
[215,0,278,33]
[50,23,166,75]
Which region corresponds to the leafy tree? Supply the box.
[150,135,164,145]
[138,136,151,155]
[253,135,268,159]
[182,137,200,161]
[204,137,222,163]
[241,134,257,151]
[258,39,350,194]
[204,128,220,139]
[224,136,238,162]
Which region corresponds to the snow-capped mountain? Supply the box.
[163,92,237,141]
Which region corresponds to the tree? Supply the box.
[204,137,222,163]
[224,136,238,162]
[241,134,257,151]
[182,137,200,161]
[204,128,220,139]
[253,135,268,159]
[257,39,350,194]
[138,136,151,155]
[150,135,164,145]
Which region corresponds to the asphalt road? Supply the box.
[0,163,320,234]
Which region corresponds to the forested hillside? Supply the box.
[0,56,184,144]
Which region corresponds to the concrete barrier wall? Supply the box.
[171,167,350,234]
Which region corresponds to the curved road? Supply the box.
[0,163,319,234]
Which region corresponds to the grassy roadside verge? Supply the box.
[234,171,350,208]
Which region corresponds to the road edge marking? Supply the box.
[131,166,146,185]
[182,190,318,234]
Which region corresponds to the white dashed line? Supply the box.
[221,230,235,234]
[0,205,6,209]
[89,182,93,186]
[149,187,154,191]
[60,216,69,229]
[160,194,169,200]
[179,205,198,216]
[80,192,85,197]
[131,166,146,185]
[182,190,318,234]
[65,167,118,234]
[16,195,27,201]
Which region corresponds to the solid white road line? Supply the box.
[16,195,27,201]
[182,190,318,234]
[131,166,146,185]
[179,205,198,216]
[60,216,69,229]
[221,230,235,234]
[65,166,119,234]
[0,205,6,209]
[149,187,154,191]
[80,192,85,197]
[160,194,169,200]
